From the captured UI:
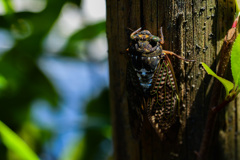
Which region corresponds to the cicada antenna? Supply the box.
[159,27,165,45]
[130,27,142,39]
[127,27,134,32]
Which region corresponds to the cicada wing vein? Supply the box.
[147,55,179,137]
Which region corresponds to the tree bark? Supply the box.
[107,0,237,159]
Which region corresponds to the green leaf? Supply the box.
[231,34,240,88]
[236,0,240,11]
[0,121,39,160]
[201,62,234,96]
[2,0,14,14]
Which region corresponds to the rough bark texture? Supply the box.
[107,0,237,159]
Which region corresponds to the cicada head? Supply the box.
[129,28,162,57]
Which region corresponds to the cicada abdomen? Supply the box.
[126,27,194,139]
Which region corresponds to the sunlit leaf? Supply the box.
[0,121,39,160]
[231,34,240,88]
[201,62,234,96]
[236,0,240,11]
[2,0,14,14]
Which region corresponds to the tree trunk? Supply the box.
[107,0,237,159]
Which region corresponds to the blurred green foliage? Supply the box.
[65,89,111,160]
[62,21,106,57]
[0,0,110,160]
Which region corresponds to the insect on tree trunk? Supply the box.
[107,0,238,159]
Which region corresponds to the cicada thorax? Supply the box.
[128,53,161,95]
[126,28,179,139]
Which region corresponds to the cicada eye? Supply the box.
[152,36,160,42]
[149,36,160,48]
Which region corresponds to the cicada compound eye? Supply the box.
[152,36,160,42]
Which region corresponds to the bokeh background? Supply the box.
[0,0,112,159]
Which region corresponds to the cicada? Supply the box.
[126,27,194,139]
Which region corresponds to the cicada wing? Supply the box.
[126,63,144,139]
[147,57,179,138]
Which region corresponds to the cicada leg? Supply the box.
[163,50,195,62]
